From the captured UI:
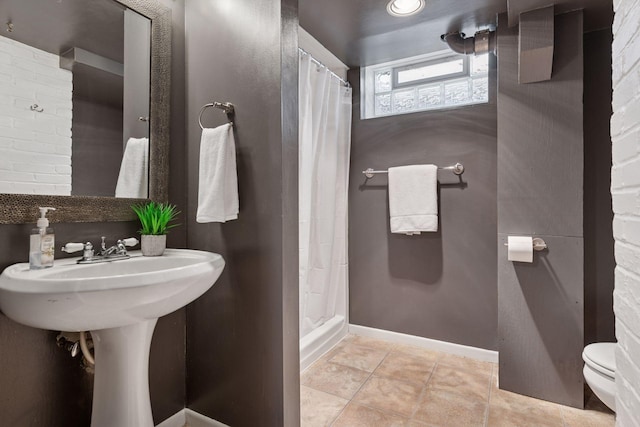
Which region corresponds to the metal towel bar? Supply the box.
[198,101,235,129]
[362,163,465,178]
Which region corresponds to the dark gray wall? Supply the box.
[150,0,187,424]
[0,0,187,425]
[123,9,151,145]
[72,94,123,197]
[184,0,299,426]
[583,28,615,345]
[497,11,585,408]
[348,60,498,351]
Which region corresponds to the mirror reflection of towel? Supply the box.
[115,137,149,198]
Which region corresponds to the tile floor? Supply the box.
[300,334,615,427]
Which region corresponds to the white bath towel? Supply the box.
[115,137,149,198]
[197,123,239,223]
[388,165,438,235]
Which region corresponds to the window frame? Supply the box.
[361,49,489,120]
[392,55,470,89]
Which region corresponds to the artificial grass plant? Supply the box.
[131,202,180,235]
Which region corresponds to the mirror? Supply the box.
[0,0,170,224]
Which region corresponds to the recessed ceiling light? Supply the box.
[386,0,425,17]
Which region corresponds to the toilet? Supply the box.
[582,342,616,412]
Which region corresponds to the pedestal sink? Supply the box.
[0,249,224,427]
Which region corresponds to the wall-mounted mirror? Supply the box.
[0,0,170,224]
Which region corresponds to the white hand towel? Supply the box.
[197,123,239,223]
[388,164,438,235]
[115,137,149,198]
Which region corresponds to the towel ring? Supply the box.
[198,101,235,129]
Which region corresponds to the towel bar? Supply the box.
[362,163,465,178]
[198,102,235,129]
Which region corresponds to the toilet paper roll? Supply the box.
[507,236,533,263]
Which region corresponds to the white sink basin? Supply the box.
[0,249,224,331]
[0,248,224,427]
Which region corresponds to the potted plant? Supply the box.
[131,202,180,256]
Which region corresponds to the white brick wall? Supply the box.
[0,35,72,196]
[612,0,640,425]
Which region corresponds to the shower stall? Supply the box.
[298,45,352,370]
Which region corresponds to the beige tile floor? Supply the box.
[300,334,615,427]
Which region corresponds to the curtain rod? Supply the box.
[298,47,351,88]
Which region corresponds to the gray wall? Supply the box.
[497,11,585,408]
[68,8,124,197]
[184,0,300,426]
[150,0,187,423]
[347,60,498,351]
[583,28,615,345]
[123,9,151,145]
[72,93,123,197]
[0,0,187,425]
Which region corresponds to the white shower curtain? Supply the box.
[299,51,352,339]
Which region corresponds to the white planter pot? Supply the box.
[141,235,166,257]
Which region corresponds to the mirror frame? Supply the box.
[0,0,171,224]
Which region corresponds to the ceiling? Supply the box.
[299,0,613,68]
[0,0,127,63]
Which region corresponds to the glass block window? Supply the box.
[375,93,391,116]
[393,89,416,113]
[362,50,490,119]
[375,71,392,92]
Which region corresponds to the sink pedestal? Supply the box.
[91,319,158,427]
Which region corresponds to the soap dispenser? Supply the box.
[29,207,56,270]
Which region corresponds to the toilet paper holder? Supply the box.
[504,237,547,251]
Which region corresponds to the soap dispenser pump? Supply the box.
[29,207,56,270]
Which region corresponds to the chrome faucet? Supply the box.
[100,236,128,257]
[62,237,139,264]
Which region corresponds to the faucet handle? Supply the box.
[83,242,94,259]
[121,238,139,247]
[61,243,85,253]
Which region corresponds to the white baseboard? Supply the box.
[349,324,499,363]
[300,315,349,372]
[156,409,229,427]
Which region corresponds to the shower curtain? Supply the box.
[299,51,352,339]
